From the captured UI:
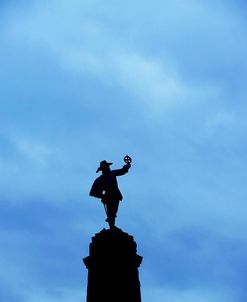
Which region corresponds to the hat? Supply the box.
[96,160,112,173]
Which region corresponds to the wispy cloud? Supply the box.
[1,1,247,302]
[15,136,56,167]
[143,286,233,302]
[4,0,227,117]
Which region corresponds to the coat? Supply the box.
[89,164,130,201]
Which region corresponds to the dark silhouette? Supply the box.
[83,227,142,302]
[84,156,142,301]
[89,156,131,228]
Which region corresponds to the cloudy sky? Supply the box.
[1,0,247,301]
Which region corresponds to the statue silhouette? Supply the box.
[89,156,131,228]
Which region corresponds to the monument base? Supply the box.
[83,227,142,302]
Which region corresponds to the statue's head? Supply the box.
[96,160,112,173]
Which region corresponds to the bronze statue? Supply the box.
[89,156,132,228]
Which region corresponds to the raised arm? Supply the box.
[112,163,131,176]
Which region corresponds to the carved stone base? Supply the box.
[83,227,142,302]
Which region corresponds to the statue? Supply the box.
[89,156,132,229]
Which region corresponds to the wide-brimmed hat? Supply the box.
[96,160,112,173]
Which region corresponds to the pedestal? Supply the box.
[83,227,142,302]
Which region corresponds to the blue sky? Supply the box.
[1,0,247,301]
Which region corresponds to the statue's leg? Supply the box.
[112,200,120,218]
[104,205,109,222]
[106,200,120,228]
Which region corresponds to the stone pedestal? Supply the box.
[83,227,142,302]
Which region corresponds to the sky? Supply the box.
[1,0,247,301]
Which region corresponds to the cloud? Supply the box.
[139,225,247,302]
[22,288,85,302]
[0,199,90,301]
[142,286,233,302]
[205,111,235,129]
[1,1,247,302]
[15,136,56,167]
[3,0,229,117]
